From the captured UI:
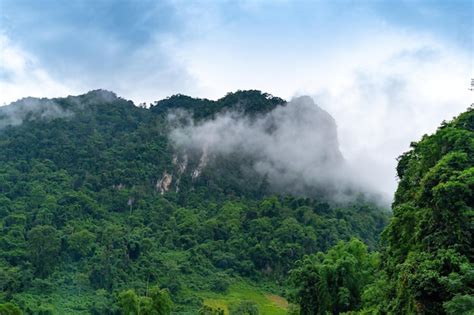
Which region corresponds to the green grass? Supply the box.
[12,273,289,314]
[199,282,288,315]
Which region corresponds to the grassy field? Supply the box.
[199,282,288,315]
[12,275,289,314]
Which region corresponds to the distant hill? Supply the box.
[0,90,388,314]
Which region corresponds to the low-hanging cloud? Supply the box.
[0,97,72,129]
[169,96,387,204]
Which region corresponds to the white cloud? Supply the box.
[311,33,472,197]
[169,96,380,203]
[175,23,472,198]
[0,33,76,105]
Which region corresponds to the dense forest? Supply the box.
[0,90,471,314]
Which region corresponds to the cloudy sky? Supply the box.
[0,0,473,198]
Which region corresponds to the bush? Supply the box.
[229,300,259,315]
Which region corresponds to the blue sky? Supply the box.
[0,0,473,196]
[1,0,472,102]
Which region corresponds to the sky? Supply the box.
[0,0,473,198]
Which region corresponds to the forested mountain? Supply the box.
[2,90,470,315]
[381,106,473,314]
[0,90,388,314]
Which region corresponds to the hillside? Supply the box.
[0,90,388,314]
[380,105,474,314]
[287,105,473,315]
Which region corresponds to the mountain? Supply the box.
[0,90,388,314]
[379,105,473,314]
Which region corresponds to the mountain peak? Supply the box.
[79,89,119,102]
[151,90,286,119]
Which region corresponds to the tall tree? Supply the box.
[381,106,473,314]
[27,225,61,277]
[290,238,378,314]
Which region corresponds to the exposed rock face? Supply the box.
[171,154,189,193]
[112,183,125,190]
[176,154,188,175]
[157,172,173,194]
[192,148,208,179]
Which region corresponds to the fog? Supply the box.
[0,97,72,129]
[169,96,389,205]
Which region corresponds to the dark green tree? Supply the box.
[27,225,61,277]
[118,289,139,315]
[198,304,225,315]
[378,106,474,314]
[0,302,22,315]
[289,238,378,314]
[230,300,259,315]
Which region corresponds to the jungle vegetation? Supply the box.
[0,90,471,314]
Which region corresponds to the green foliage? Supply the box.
[443,295,474,315]
[286,304,300,315]
[0,90,388,313]
[118,286,173,315]
[0,302,22,315]
[68,229,95,259]
[379,106,474,314]
[151,90,285,120]
[118,290,140,315]
[229,300,259,315]
[91,289,116,315]
[147,287,173,315]
[199,282,288,315]
[198,304,225,315]
[289,239,378,314]
[210,277,230,293]
[27,225,61,277]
